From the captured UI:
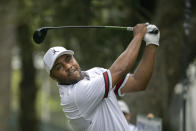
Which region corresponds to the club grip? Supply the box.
[127,27,159,34]
[127,27,134,31]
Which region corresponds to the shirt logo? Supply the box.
[52,49,59,55]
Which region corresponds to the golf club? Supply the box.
[33,25,158,44]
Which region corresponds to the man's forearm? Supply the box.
[110,35,143,86]
[133,45,157,90]
[115,35,143,74]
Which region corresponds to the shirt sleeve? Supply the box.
[113,73,130,97]
[74,70,112,117]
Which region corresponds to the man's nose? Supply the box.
[62,62,72,70]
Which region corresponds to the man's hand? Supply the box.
[133,24,147,39]
[109,23,148,87]
[144,25,160,46]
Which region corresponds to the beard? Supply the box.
[58,70,84,85]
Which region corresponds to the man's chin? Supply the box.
[59,77,82,85]
[59,72,84,85]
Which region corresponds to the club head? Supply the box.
[33,28,48,44]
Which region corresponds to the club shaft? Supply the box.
[41,26,133,31]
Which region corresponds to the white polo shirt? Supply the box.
[58,67,130,131]
[129,123,138,131]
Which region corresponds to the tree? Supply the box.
[0,0,15,130]
[16,0,39,130]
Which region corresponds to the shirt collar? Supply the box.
[57,71,90,87]
[82,71,90,80]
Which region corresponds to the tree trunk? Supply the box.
[17,23,39,131]
[0,1,15,131]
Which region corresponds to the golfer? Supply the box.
[43,23,160,131]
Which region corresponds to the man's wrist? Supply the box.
[145,44,158,49]
[134,34,144,40]
[146,42,159,47]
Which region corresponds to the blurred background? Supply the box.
[0,0,195,131]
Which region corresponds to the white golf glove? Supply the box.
[144,24,160,46]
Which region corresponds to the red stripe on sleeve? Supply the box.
[114,78,125,95]
[103,72,109,98]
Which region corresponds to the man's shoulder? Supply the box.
[86,67,107,74]
[73,67,107,91]
[82,67,107,80]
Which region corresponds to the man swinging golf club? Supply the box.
[43,23,160,131]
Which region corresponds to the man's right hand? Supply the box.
[133,24,147,39]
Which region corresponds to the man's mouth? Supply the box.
[70,68,79,73]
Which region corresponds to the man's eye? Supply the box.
[55,65,62,70]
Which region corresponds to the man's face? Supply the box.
[123,112,131,122]
[50,54,83,85]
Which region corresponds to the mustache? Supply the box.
[61,70,84,85]
[66,66,80,76]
